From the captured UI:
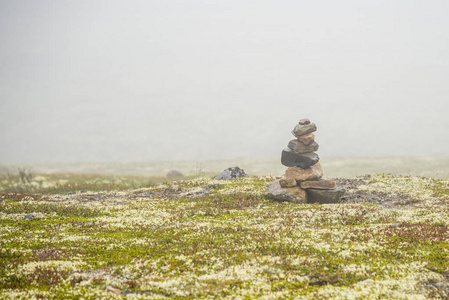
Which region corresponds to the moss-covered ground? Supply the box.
[1,174,448,299]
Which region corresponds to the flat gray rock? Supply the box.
[281,148,319,168]
[306,187,345,204]
[266,179,307,203]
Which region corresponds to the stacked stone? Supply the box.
[267,118,345,204]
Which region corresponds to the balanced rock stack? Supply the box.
[267,118,345,204]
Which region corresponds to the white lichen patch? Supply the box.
[19,260,85,273]
[358,174,449,200]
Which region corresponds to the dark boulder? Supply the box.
[306,187,345,204]
[214,167,247,180]
[281,148,319,168]
[288,140,319,153]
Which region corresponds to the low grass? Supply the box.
[0,172,174,194]
[0,174,448,299]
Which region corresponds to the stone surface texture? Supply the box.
[306,187,345,204]
[294,133,315,145]
[292,123,317,137]
[300,179,337,190]
[279,177,297,187]
[281,149,319,168]
[288,140,319,153]
[267,179,307,203]
[284,162,323,181]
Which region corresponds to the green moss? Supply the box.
[0,201,105,218]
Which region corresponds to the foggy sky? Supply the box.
[1,0,448,163]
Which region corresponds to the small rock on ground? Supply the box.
[214,167,247,180]
[166,170,184,178]
[23,213,45,220]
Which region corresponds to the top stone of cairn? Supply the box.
[298,118,310,125]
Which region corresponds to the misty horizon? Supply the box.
[1,0,448,164]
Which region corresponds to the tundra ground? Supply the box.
[0,174,448,299]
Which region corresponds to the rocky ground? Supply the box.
[337,175,449,209]
[0,174,448,299]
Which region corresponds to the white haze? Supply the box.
[1,0,448,163]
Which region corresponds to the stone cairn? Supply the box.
[267,118,345,203]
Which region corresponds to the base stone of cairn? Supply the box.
[267,118,345,204]
[266,180,307,203]
[307,187,346,204]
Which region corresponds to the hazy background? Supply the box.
[1,0,448,165]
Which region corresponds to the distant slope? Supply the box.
[1,157,449,178]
